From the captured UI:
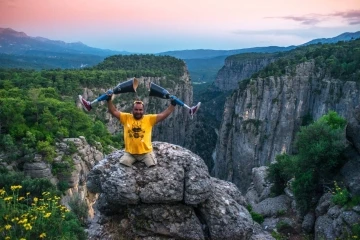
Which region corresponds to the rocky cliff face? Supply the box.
[0,136,104,218]
[244,108,360,238]
[245,156,360,239]
[86,142,273,240]
[78,71,197,148]
[214,56,276,91]
[213,61,360,192]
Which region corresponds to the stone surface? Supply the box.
[252,195,291,218]
[302,211,315,233]
[214,55,277,91]
[87,142,212,205]
[198,177,253,240]
[86,142,274,240]
[340,148,360,196]
[23,160,53,179]
[252,166,272,201]
[213,61,360,192]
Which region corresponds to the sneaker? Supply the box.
[78,95,92,111]
[189,102,201,117]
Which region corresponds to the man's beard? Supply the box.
[133,113,143,120]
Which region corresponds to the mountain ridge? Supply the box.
[0,27,130,56]
[158,31,360,59]
[2,27,359,59]
[1,27,359,74]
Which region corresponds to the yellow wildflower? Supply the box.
[10,185,22,191]
[4,197,13,201]
[5,224,11,230]
[20,238,26,240]
[0,188,5,195]
[18,218,28,224]
[33,197,38,203]
[23,223,32,231]
[5,236,10,240]
[44,212,51,218]
[18,197,25,201]
[39,233,47,238]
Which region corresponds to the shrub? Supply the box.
[268,111,347,214]
[250,211,264,224]
[246,205,264,224]
[36,140,56,163]
[347,195,360,208]
[291,111,347,214]
[0,186,86,240]
[276,220,292,234]
[66,141,78,154]
[292,170,317,214]
[57,181,70,193]
[68,193,89,226]
[271,230,287,240]
[352,223,360,239]
[267,154,294,195]
[331,181,350,206]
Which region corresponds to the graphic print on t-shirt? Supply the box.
[128,121,145,139]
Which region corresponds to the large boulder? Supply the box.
[87,141,212,206]
[252,195,291,218]
[86,142,274,240]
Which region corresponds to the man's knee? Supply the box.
[143,152,157,167]
[119,152,136,167]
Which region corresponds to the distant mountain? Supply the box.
[157,46,296,60]
[157,31,360,82]
[302,31,360,46]
[0,28,130,56]
[157,46,296,82]
[1,27,359,75]
[0,51,104,69]
[0,28,132,69]
[157,31,360,60]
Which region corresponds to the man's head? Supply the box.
[132,100,144,120]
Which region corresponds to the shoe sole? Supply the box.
[78,95,92,112]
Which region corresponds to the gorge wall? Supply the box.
[212,61,360,192]
[214,54,277,91]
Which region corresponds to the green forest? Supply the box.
[0,54,186,160]
[251,39,360,81]
[0,54,186,239]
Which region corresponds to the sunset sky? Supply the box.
[0,0,359,53]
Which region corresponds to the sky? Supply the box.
[0,0,359,53]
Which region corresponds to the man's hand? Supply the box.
[106,90,115,102]
[170,99,177,106]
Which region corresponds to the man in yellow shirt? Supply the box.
[107,96,176,167]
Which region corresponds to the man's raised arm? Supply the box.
[156,104,175,124]
[107,98,121,119]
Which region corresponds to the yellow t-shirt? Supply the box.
[119,113,157,154]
